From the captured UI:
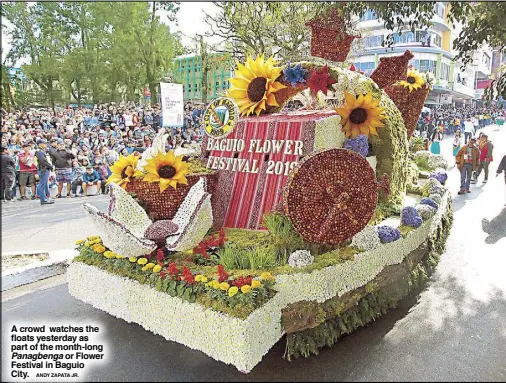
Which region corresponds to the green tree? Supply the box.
[2,2,68,109]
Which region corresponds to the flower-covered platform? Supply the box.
[69,10,452,373]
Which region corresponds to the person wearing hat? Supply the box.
[455,136,480,195]
[1,145,16,202]
[49,139,75,198]
[35,139,55,204]
[18,141,37,200]
[49,137,58,154]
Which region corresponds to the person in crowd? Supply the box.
[70,159,85,197]
[452,130,462,157]
[430,126,443,155]
[496,154,506,207]
[1,146,16,202]
[50,139,75,198]
[463,116,475,144]
[456,137,480,195]
[82,165,102,196]
[34,138,55,205]
[18,142,37,200]
[472,134,494,184]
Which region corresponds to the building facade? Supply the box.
[172,54,232,102]
[352,3,492,107]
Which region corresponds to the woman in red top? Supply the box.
[18,142,38,200]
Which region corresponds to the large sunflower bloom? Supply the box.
[107,153,139,189]
[227,55,287,116]
[398,69,425,92]
[142,151,190,192]
[335,91,387,138]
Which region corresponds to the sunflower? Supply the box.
[227,55,287,116]
[142,151,190,192]
[107,153,139,189]
[398,69,425,92]
[335,91,387,138]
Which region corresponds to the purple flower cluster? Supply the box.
[377,225,401,243]
[429,171,448,185]
[421,197,439,210]
[401,206,423,228]
[343,135,369,158]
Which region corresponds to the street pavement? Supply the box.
[1,195,109,254]
[2,125,506,381]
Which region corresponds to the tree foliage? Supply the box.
[1,1,182,108]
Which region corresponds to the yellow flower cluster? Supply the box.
[137,258,148,266]
[260,272,275,282]
[87,236,101,241]
[75,239,85,246]
[129,257,137,263]
[195,275,209,283]
[251,280,263,289]
[141,262,155,272]
[228,286,239,297]
[92,244,106,254]
[206,280,221,289]
[152,265,162,273]
[241,285,252,294]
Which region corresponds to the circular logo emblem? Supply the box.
[203,97,239,138]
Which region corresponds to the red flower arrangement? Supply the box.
[193,228,229,260]
[231,275,253,289]
[217,265,229,283]
[182,266,196,285]
[307,65,337,95]
[168,262,179,277]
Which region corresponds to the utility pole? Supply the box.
[200,34,209,104]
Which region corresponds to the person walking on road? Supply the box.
[35,139,55,205]
[496,154,506,206]
[463,116,475,144]
[1,145,16,202]
[456,137,480,195]
[473,134,494,184]
[50,139,75,198]
[452,130,462,157]
[430,126,443,155]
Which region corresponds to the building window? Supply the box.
[362,35,384,48]
[393,31,415,44]
[360,10,378,21]
[440,63,450,81]
[434,3,445,19]
[412,59,437,73]
[354,62,375,75]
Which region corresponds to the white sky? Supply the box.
[1,2,220,66]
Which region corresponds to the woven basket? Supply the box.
[126,173,219,223]
[385,84,430,138]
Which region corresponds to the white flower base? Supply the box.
[69,191,450,373]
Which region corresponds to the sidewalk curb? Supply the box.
[2,249,78,278]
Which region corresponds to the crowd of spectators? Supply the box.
[1,101,206,203]
[416,104,505,138]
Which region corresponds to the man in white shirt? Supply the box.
[463,117,475,144]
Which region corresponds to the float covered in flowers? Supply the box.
[69,7,451,374]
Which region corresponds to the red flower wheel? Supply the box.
[284,148,378,245]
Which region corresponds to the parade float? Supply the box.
[68,9,452,373]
